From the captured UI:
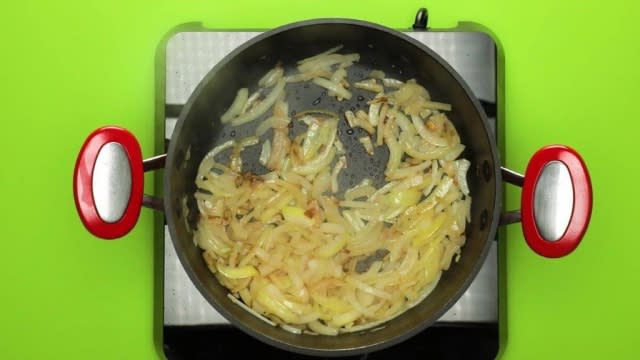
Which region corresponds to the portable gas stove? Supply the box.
[156,9,502,359]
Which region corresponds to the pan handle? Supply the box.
[501,145,592,258]
[73,126,165,240]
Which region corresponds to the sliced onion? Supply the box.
[344,110,374,135]
[238,136,259,148]
[280,172,313,192]
[344,184,376,201]
[316,234,348,258]
[368,101,381,127]
[255,116,290,137]
[293,146,336,176]
[285,72,321,83]
[318,223,346,234]
[273,95,289,118]
[297,45,344,64]
[342,210,364,232]
[334,138,345,155]
[385,160,431,180]
[312,169,331,196]
[382,77,404,88]
[229,145,243,173]
[331,156,347,193]
[353,79,384,93]
[242,89,262,114]
[267,127,290,171]
[393,111,416,136]
[312,77,352,100]
[258,65,284,88]
[377,103,389,142]
[231,79,286,126]
[345,277,392,300]
[434,176,454,198]
[221,88,248,123]
[329,67,348,97]
[401,138,450,161]
[301,120,323,160]
[259,139,271,166]
[455,159,471,195]
[444,143,465,161]
[384,126,402,171]
[410,114,448,147]
[339,200,376,209]
[359,136,374,155]
[217,263,258,279]
[308,320,339,336]
[198,140,235,176]
[282,206,314,228]
[376,117,385,146]
[424,101,452,111]
[369,70,385,79]
[293,119,337,175]
[281,324,303,334]
[298,53,359,73]
[295,109,340,121]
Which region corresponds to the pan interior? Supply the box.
[165,20,500,356]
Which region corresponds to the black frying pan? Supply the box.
[73,19,592,356]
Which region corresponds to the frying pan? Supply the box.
[73,19,593,356]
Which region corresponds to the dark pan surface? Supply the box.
[165,19,501,356]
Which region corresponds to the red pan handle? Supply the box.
[505,145,592,258]
[73,127,146,239]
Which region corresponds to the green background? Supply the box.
[1,0,638,358]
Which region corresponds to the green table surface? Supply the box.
[1,0,639,358]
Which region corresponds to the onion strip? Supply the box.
[312,77,352,100]
[256,116,290,137]
[354,79,384,93]
[411,114,448,147]
[259,65,284,88]
[231,79,286,126]
[331,156,347,194]
[221,88,249,123]
[297,45,344,64]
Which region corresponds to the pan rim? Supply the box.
[164,17,503,356]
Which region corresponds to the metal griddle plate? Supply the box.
[163,31,498,326]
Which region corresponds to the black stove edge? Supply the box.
[163,323,498,360]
